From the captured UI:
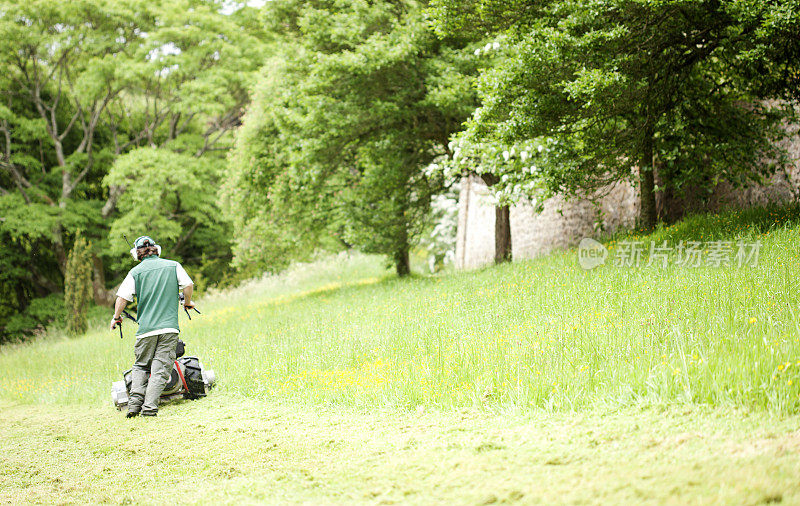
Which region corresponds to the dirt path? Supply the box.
[2,396,799,504]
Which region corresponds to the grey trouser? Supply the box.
[128,332,178,415]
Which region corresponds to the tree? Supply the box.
[436,41,515,264]
[98,1,266,288]
[430,0,796,230]
[64,231,92,335]
[0,0,267,337]
[0,228,59,342]
[0,1,152,270]
[225,0,479,275]
[731,0,800,104]
[221,53,314,274]
[104,147,232,283]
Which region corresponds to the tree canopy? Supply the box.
[1,0,798,341]
[224,0,479,275]
[0,0,266,340]
[430,0,799,229]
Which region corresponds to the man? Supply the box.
[110,236,195,418]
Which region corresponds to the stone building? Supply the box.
[455,124,800,270]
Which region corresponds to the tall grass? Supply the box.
[3,205,800,412]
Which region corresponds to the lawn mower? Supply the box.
[110,299,216,411]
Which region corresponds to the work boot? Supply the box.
[126,410,139,418]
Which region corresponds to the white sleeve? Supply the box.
[116,273,136,302]
[176,263,193,289]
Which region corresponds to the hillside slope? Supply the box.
[3,205,800,503]
[4,205,800,412]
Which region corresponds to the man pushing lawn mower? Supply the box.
[110,235,195,418]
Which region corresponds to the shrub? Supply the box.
[64,232,93,336]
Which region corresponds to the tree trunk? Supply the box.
[640,167,656,231]
[495,204,512,263]
[52,225,67,274]
[91,254,116,307]
[394,248,410,277]
[639,127,657,231]
[29,266,59,297]
[480,173,513,264]
[101,185,124,219]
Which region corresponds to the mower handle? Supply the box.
[114,311,138,339]
[179,293,200,319]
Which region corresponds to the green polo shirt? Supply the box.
[116,256,193,338]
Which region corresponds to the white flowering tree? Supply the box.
[430,0,796,231]
[418,179,460,273]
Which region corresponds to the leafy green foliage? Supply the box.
[221,54,316,274]
[225,0,479,275]
[418,185,460,272]
[730,0,800,103]
[3,294,66,341]
[0,0,267,339]
[430,0,798,229]
[0,228,63,343]
[105,149,225,256]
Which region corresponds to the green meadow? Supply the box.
[3,205,800,503]
[4,205,800,412]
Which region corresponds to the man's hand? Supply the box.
[182,284,195,310]
[111,297,128,332]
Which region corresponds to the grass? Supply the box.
[3,205,800,413]
[4,204,800,503]
[2,396,800,505]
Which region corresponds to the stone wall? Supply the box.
[456,123,800,270]
[510,181,639,261]
[455,176,638,269]
[455,176,497,269]
[665,121,800,216]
